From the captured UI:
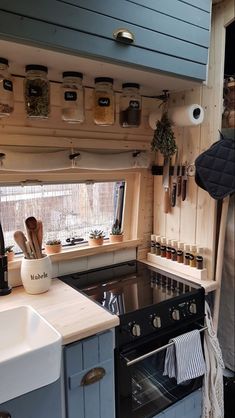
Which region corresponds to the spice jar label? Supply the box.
[129,100,140,109]
[29,85,42,97]
[3,79,13,92]
[98,97,110,107]
[64,91,77,101]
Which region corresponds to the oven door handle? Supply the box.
[122,325,207,367]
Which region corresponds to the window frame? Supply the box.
[0,169,145,262]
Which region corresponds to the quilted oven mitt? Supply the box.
[195,133,235,200]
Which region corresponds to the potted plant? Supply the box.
[44,239,62,254]
[5,245,14,262]
[109,224,124,243]
[88,230,104,246]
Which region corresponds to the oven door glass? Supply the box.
[117,327,203,418]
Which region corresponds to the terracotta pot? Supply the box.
[45,243,62,254]
[88,237,104,246]
[109,234,124,243]
[6,251,14,262]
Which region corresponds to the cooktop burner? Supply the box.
[59,260,199,315]
[59,260,204,347]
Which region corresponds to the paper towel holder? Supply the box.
[149,104,204,129]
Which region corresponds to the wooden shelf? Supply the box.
[145,253,218,293]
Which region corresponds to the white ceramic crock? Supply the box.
[20,255,52,294]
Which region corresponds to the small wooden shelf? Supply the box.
[146,253,218,293]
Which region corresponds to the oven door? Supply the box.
[116,324,204,418]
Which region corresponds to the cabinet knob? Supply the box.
[113,28,134,44]
[81,367,106,386]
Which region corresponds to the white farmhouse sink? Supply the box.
[0,305,62,404]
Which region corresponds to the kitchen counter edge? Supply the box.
[0,279,119,345]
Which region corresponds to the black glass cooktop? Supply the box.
[59,260,199,316]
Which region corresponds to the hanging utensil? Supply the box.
[182,162,188,201]
[171,151,178,207]
[36,220,43,252]
[177,163,182,197]
[13,230,30,259]
[162,156,170,213]
[25,216,42,259]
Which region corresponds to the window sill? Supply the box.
[8,239,143,270]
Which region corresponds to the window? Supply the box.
[0,180,125,252]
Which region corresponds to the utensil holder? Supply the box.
[21,255,52,294]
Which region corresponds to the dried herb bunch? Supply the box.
[151,111,177,157]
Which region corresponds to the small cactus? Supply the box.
[89,229,104,239]
[111,225,123,235]
[46,239,61,246]
[4,245,14,253]
[110,219,123,235]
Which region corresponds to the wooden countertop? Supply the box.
[0,279,119,345]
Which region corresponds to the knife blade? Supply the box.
[182,163,188,201]
[171,151,178,207]
[177,163,182,197]
[162,156,170,213]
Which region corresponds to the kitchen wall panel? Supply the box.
[0,55,221,279]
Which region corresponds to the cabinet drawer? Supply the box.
[0,0,211,80]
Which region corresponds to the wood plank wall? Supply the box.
[153,0,235,280]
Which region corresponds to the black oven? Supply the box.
[116,322,204,418]
[59,260,205,418]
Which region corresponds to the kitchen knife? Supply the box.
[177,163,182,197]
[171,151,178,207]
[182,163,188,201]
[162,156,170,213]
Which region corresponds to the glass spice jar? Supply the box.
[189,245,197,268]
[119,83,141,127]
[160,237,166,258]
[166,239,172,260]
[171,240,178,261]
[61,71,84,123]
[0,57,14,118]
[24,65,50,119]
[177,242,184,263]
[184,244,191,265]
[150,234,156,254]
[155,235,161,256]
[94,77,114,125]
[196,246,204,270]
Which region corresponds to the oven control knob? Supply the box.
[152,316,161,328]
[131,323,141,337]
[171,309,180,321]
[189,302,197,314]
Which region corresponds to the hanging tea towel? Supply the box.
[202,302,225,418]
[163,329,206,384]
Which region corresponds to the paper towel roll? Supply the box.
[170,104,204,126]
[149,104,204,129]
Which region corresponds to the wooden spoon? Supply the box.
[36,220,43,254]
[25,217,42,259]
[13,230,30,259]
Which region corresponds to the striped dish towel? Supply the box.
[163,329,206,384]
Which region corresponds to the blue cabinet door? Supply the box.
[0,379,62,418]
[64,330,115,418]
[0,0,211,81]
